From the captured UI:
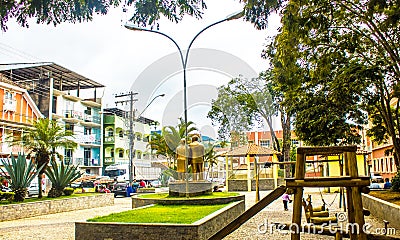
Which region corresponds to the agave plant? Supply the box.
[45,159,82,198]
[0,153,44,202]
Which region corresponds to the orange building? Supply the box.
[0,74,42,157]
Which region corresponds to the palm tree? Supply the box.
[9,118,77,198]
[204,145,219,180]
[148,118,198,168]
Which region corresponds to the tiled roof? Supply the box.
[222,143,281,157]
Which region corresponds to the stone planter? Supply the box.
[0,193,114,222]
[75,200,245,240]
[362,193,400,229]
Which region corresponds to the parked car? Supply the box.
[149,180,162,188]
[370,172,384,189]
[1,186,12,192]
[27,182,39,196]
[112,182,129,197]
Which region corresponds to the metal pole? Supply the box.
[129,92,135,185]
[124,11,244,196]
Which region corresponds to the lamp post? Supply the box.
[125,11,244,195]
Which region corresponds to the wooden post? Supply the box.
[225,156,229,192]
[247,154,251,192]
[291,151,305,240]
[255,157,260,202]
[348,151,367,240]
[273,154,278,189]
[344,152,356,240]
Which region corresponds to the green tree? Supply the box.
[149,118,198,168]
[9,118,77,198]
[268,0,400,155]
[1,0,291,33]
[204,144,218,179]
[0,0,209,32]
[0,153,44,202]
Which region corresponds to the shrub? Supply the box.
[63,187,74,196]
[0,153,44,202]
[46,159,81,198]
[391,170,400,192]
[0,192,14,201]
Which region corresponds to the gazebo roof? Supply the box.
[222,143,281,157]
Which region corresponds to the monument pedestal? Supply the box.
[169,181,212,197]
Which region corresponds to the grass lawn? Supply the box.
[138,192,239,199]
[0,193,100,205]
[369,190,400,206]
[88,203,229,224]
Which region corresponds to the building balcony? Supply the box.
[76,157,101,167]
[104,136,115,144]
[104,157,115,164]
[63,110,83,123]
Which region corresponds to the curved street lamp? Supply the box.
[125,11,244,196]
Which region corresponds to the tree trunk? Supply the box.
[281,109,292,178]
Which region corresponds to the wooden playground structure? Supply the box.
[210,145,399,240]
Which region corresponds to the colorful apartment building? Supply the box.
[0,74,42,157]
[0,63,104,175]
[102,108,163,179]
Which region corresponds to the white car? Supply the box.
[1,186,12,192]
[150,180,162,188]
[27,182,40,196]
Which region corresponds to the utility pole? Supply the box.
[115,91,138,187]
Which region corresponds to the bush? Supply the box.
[63,187,74,196]
[391,170,400,192]
[0,191,15,201]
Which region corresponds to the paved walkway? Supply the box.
[0,189,397,239]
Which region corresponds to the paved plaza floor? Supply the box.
[0,189,397,239]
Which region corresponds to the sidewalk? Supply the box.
[0,190,396,240]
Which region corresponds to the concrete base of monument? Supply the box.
[168,181,212,197]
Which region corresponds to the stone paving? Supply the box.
[0,189,398,240]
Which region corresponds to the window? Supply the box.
[110,148,114,158]
[3,91,16,111]
[84,148,91,165]
[373,160,377,172]
[64,149,73,165]
[291,140,299,145]
[136,134,142,141]
[65,123,74,132]
[260,140,270,147]
[137,151,142,159]
[84,127,92,135]
[84,107,92,115]
[386,158,389,172]
[118,149,124,158]
[381,159,384,172]
[390,158,394,172]
[118,130,124,138]
[107,128,114,137]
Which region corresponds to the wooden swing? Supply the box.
[302,194,337,225]
[286,145,370,240]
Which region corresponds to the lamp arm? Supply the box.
[184,18,228,66]
[137,28,185,69]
